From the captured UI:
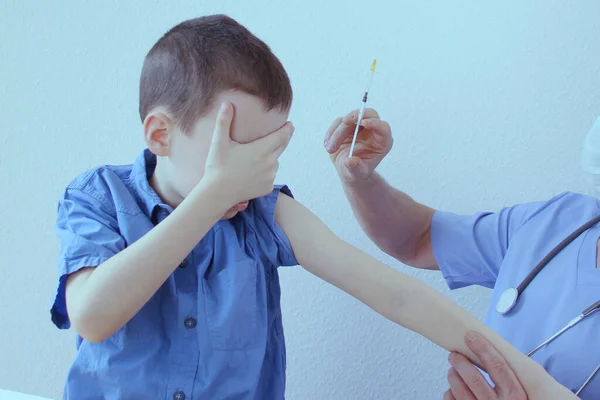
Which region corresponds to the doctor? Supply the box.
[324,109,600,399]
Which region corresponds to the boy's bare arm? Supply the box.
[66,179,230,343]
[65,103,293,343]
[274,193,573,399]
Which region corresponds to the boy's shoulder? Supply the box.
[59,162,138,213]
[239,184,297,266]
[245,184,293,220]
[65,163,134,192]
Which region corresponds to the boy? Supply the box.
[52,14,569,399]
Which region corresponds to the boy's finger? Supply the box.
[212,102,234,146]
[272,128,295,158]
[449,352,497,399]
[254,122,295,156]
[464,331,524,396]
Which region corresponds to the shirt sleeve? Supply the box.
[431,192,570,290]
[250,185,298,267]
[51,186,126,329]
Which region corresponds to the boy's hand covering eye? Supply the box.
[204,102,294,206]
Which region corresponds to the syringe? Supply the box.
[349,59,377,158]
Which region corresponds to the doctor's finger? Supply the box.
[341,108,380,125]
[360,118,392,140]
[464,332,525,398]
[324,117,345,146]
[449,353,496,400]
[324,119,355,153]
[447,368,478,400]
[443,389,456,400]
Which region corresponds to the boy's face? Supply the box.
[162,91,290,219]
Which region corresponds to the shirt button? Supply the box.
[184,317,197,329]
[179,258,188,268]
[173,391,185,400]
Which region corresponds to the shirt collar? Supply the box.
[129,148,170,222]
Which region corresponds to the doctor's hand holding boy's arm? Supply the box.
[445,332,528,400]
[64,102,293,343]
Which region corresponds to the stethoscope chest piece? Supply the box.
[496,287,519,315]
[495,215,600,316]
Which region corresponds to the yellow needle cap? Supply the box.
[370,59,377,72]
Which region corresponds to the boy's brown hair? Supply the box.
[139,14,293,133]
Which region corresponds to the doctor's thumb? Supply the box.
[344,157,371,181]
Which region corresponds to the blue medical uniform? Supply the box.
[51,149,297,399]
[431,191,600,397]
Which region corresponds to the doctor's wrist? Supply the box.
[340,170,379,190]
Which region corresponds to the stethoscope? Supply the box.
[495,215,600,396]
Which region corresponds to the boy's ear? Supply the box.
[143,111,175,156]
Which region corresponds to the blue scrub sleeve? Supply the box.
[430,193,569,289]
[251,185,298,267]
[52,187,125,329]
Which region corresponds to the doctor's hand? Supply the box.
[443,331,526,400]
[443,331,577,400]
[324,108,393,184]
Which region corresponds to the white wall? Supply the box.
[1,1,598,399]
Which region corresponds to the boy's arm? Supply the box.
[66,179,229,343]
[65,102,293,343]
[274,193,573,399]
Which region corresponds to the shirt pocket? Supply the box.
[202,258,259,350]
[576,230,600,287]
[577,265,600,287]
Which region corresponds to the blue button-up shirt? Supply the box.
[51,149,297,399]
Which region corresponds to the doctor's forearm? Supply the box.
[342,173,435,268]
